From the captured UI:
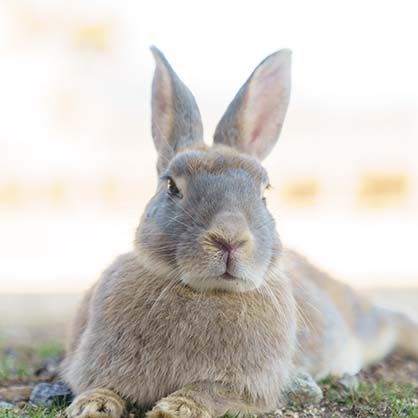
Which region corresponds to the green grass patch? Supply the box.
[0,342,64,379]
[0,406,62,418]
[321,377,418,418]
[0,354,31,379]
[35,342,64,362]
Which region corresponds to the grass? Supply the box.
[0,406,61,418]
[354,381,418,417]
[0,353,31,379]
[0,342,64,380]
[221,371,418,418]
[35,343,64,363]
[318,377,418,418]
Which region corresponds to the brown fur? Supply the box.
[63,247,416,417]
[62,48,417,418]
[63,252,296,411]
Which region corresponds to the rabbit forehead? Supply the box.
[167,145,269,184]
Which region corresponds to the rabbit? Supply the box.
[61,47,418,418]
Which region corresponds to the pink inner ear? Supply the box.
[248,71,282,146]
[157,91,169,114]
[154,70,170,115]
[214,49,290,160]
[152,65,174,149]
[250,110,270,144]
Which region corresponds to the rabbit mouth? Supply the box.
[220,272,238,281]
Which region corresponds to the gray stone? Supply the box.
[285,371,323,405]
[338,373,359,391]
[30,382,73,407]
[0,400,14,410]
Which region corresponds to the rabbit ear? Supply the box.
[151,47,203,173]
[214,49,291,160]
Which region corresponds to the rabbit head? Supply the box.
[135,47,291,292]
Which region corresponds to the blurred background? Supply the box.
[1,0,417,342]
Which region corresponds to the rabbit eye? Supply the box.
[167,177,182,198]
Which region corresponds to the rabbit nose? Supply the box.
[212,236,234,255]
[210,236,246,266]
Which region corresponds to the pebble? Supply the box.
[285,372,323,406]
[29,382,73,407]
[0,400,14,410]
[338,374,359,391]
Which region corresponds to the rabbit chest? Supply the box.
[72,261,297,405]
[119,278,297,403]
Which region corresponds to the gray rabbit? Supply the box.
[62,48,418,418]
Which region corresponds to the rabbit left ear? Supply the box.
[214,49,291,160]
[151,47,203,173]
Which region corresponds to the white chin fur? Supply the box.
[180,273,262,293]
[137,243,266,292]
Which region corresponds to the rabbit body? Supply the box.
[62,48,417,417]
[63,245,405,415]
[63,251,295,410]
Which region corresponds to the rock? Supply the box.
[338,373,359,391]
[0,385,34,402]
[285,371,323,405]
[0,400,14,410]
[30,382,73,407]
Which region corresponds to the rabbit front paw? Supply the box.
[65,388,125,418]
[147,396,211,418]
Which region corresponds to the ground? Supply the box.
[0,341,416,418]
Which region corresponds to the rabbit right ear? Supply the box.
[214,49,291,161]
[151,47,204,174]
